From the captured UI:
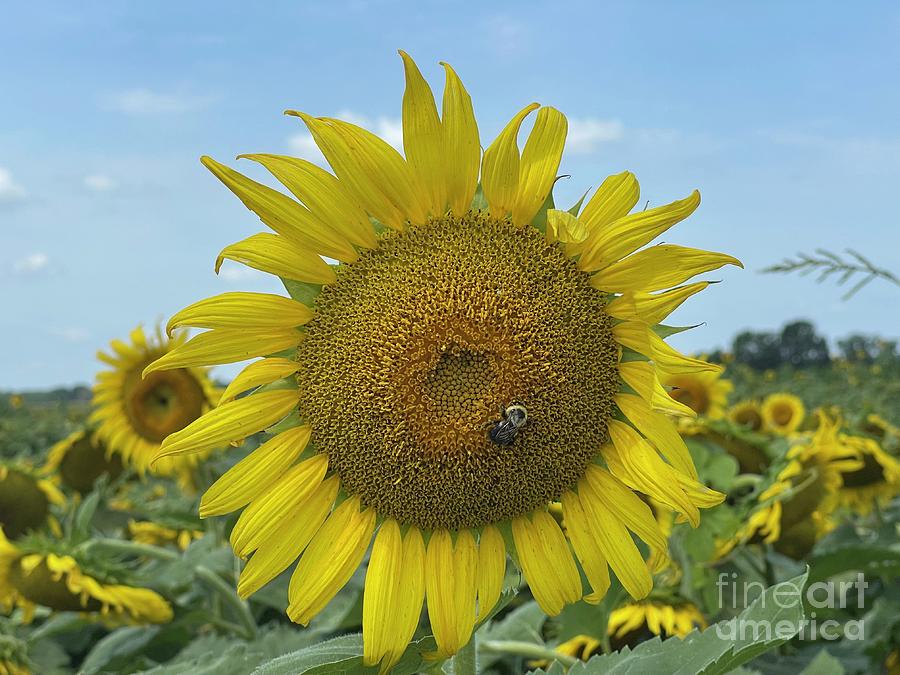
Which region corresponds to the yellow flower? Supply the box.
[662,369,732,419]
[0,528,172,625]
[836,435,900,515]
[147,52,738,670]
[862,413,900,441]
[729,399,764,432]
[128,520,202,551]
[90,325,219,488]
[761,393,805,435]
[609,600,706,644]
[528,634,602,668]
[0,464,65,540]
[42,429,124,495]
[7,395,23,410]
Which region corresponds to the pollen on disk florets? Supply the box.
[296,212,620,530]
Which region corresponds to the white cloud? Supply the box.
[84,174,116,192]
[484,15,529,56]
[565,118,625,154]
[0,167,26,204]
[13,252,49,275]
[52,327,90,342]
[217,262,266,282]
[105,88,211,115]
[287,110,403,166]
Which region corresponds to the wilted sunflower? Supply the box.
[662,368,732,421]
[836,434,900,515]
[147,52,738,669]
[761,393,805,435]
[90,325,219,488]
[0,528,171,625]
[0,463,64,540]
[42,429,124,495]
[729,399,764,432]
[608,600,706,647]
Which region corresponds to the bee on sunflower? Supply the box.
[0,462,64,541]
[90,325,220,490]
[761,393,806,436]
[146,51,739,669]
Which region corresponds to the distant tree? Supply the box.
[837,334,898,364]
[732,330,782,370]
[778,321,830,367]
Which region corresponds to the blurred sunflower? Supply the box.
[717,413,861,559]
[0,528,171,625]
[538,634,603,665]
[42,429,124,495]
[862,413,900,442]
[729,399,764,432]
[128,520,202,551]
[608,600,706,648]
[0,463,64,540]
[146,52,738,669]
[761,393,805,435]
[662,368,732,420]
[90,325,219,488]
[0,635,29,675]
[836,434,900,515]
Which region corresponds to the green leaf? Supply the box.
[478,601,547,669]
[530,190,555,235]
[799,649,845,675]
[72,489,102,542]
[809,544,900,582]
[653,324,701,339]
[555,578,626,643]
[570,570,809,674]
[282,278,323,306]
[80,626,161,675]
[251,634,370,675]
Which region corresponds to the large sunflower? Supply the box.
[90,325,219,487]
[147,52,739,669]
[836,434,900,515]
[42,429,124,495]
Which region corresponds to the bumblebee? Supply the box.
[487,402,528,446]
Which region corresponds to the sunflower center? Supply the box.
[771,404,794,427]
[297,212,619,530]
[667,378,710,415]
[840,453,885,488]
[123,368,207,443]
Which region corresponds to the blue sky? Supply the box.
[2,1,899,389]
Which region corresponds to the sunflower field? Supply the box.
[2,48,900,675]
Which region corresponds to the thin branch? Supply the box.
[761,248,900,300]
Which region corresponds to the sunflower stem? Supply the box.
[81,538,179,562]
[480,640,577,669]
[195,565,258,641]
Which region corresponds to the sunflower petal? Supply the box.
[566,171,640,257]
[425,529,478,658]
[617,360,698,418]
[167,293,313,336]
[560,490,611,603]
[200,425,311,517]
[511,510,581,616]
[399,50,446,217]
[219,358,301,404]
[579,191,701,272]
[481,103,539,220]
[143,328,302,375]
[201,156,357,262]
[649,332,722,375]
[606,282,710,325]
[440,61,480,215]
[512,107,567,227]
[592,245,742,293]
[615,393,698,479]
[475,525,505,622]
[545,209,587,245]
[287,496,376,626]
[216,233,336,285]
[154,389,300,460]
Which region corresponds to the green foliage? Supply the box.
[763,249,900,300]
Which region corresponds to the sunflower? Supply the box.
[761,393,805,435]
[729,399,764,432]
[146,52,738,669]
[861,413,900,442]
[0,528,171,625]
[608,600,706,647]
[835,434,900,515]
[0,463,64,540]
[90,325,219,487]
[128,520,202,551]
[42,429,125,495]
[662,368,732,420]
[0,631,29,675]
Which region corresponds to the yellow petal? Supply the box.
[426,529,478,658]
[559,490,610,603]
[154,389,300,460]
[287,112,424,229]
[615,393,698,479]
[201,156,358,262]
[592,245,743,293]
[287,496,376,625]
[229,454,330,557]
[511,107,567,227]
[238,154,377,249]
[511,510,581,616]
[545,209,587,245]
[475,525,505,622]
[143,328,302,375]
[606,282,710,325]
[166,293,313,336]
[236,475,338,598]
[219,357,301,404]
[481,103,539,220]
[440,61,480,215]
[363,520,426,672]
[566,171,640,257]
[617,360,698,418]
[200,425,311,517]
[216,232,336,285]
[575,477,653,600]
[579,191,701,272]
[399,50,446,217]
[648,331,722,375]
